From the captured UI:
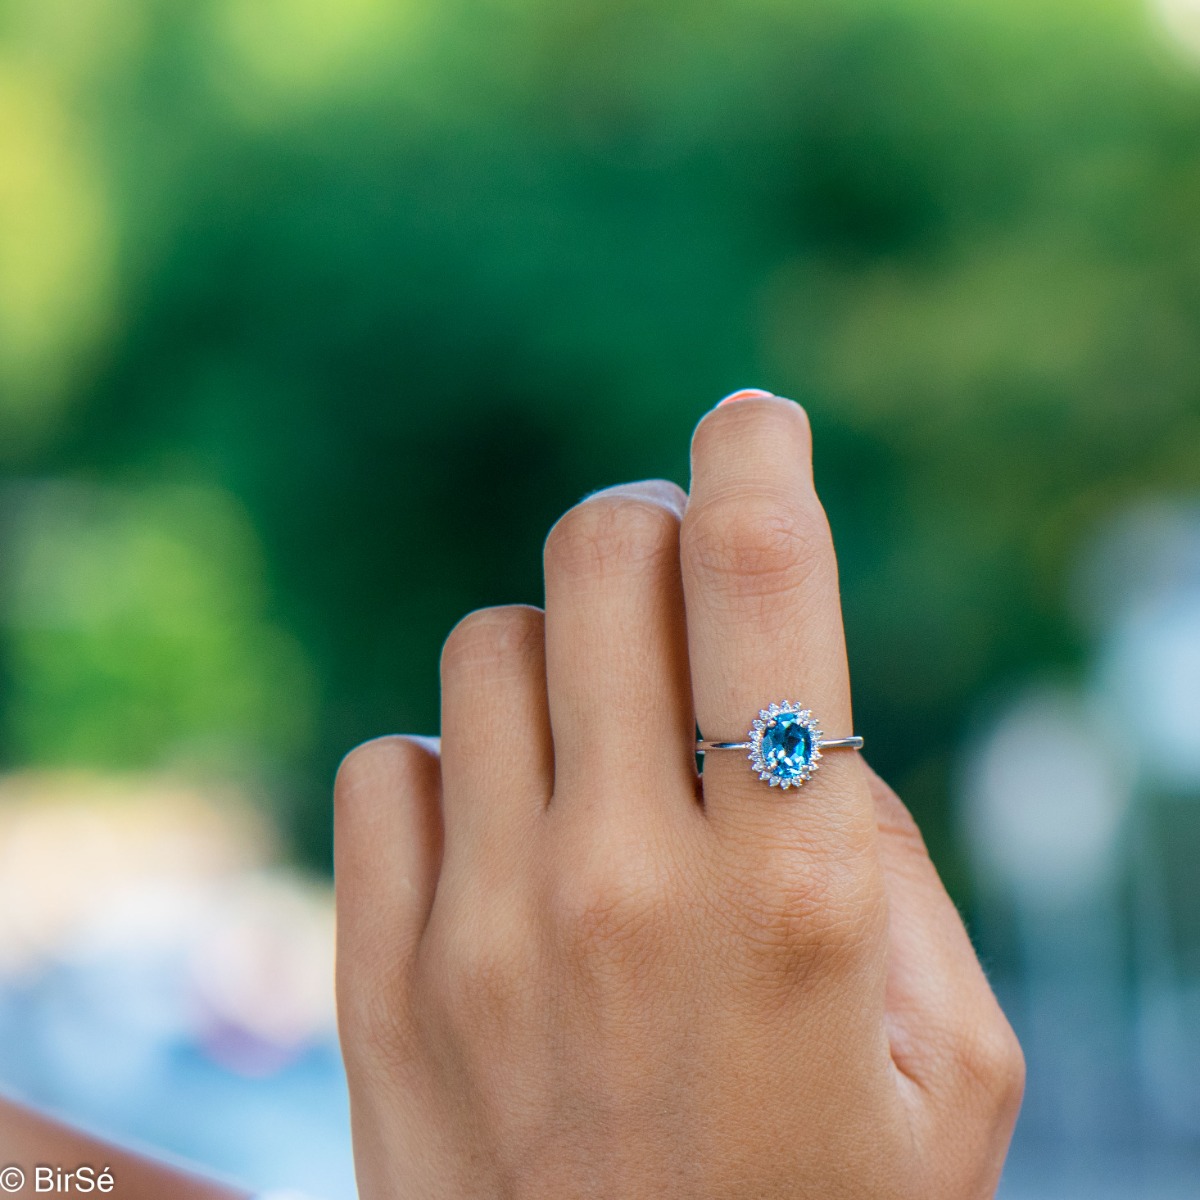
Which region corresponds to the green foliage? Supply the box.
[3,482,315,769]
[1,0,1198,880]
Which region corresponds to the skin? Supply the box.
[0,1094,249,1199]
[335,394,1025,1199]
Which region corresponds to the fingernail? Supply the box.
[583,480,685,513]
[717,388,776,407]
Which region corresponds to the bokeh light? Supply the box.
[1156,0,1200,59]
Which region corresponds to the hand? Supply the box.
[334,395,1024,1199]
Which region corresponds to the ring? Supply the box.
[696,701,863,790]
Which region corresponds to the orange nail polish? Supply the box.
[717,388,775,407]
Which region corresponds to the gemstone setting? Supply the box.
[747,702,823,789]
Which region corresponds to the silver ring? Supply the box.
[697,701,862,790]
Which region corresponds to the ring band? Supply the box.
[696,736,865,751]
[696,701,862,790]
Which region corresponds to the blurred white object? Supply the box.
[964,687,1135,1152]
[963,687,1132,903]
[190,874,336,1073]
[1086,507,1200,1131]
[0,770,353,1196]
[0,771,336,1067]
[1076,499,1200,789]
[1154,0,1200,58]
[1099,592,1200,792]
[0,773,265,977]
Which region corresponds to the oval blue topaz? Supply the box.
[760,712,814,783]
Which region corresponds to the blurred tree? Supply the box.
[0,0,1198,884]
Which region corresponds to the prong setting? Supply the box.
[746,701,823,790]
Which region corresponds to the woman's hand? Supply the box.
[335,395,1024,1199]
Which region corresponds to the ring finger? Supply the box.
[681,394,875,864]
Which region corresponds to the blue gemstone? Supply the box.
[760,712,813,782]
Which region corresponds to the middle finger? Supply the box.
[543,480,698,822]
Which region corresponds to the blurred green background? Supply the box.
[2,0,1199,896]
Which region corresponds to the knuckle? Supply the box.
[727,853,884,967]
[683,492,831,603]
[956,1017,1026,1110]
[877,803,931,863]
[334,735,433,813]
[551,845,675,965]
[337,949,419,1075]
[545,493,680,579]
[429,915,533,1024]
[440,605,543,675]
[866,768,929,855]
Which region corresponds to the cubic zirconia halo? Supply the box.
[695,703,863,790]
[748,702,821,788]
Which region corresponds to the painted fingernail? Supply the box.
[717,388,776,407]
